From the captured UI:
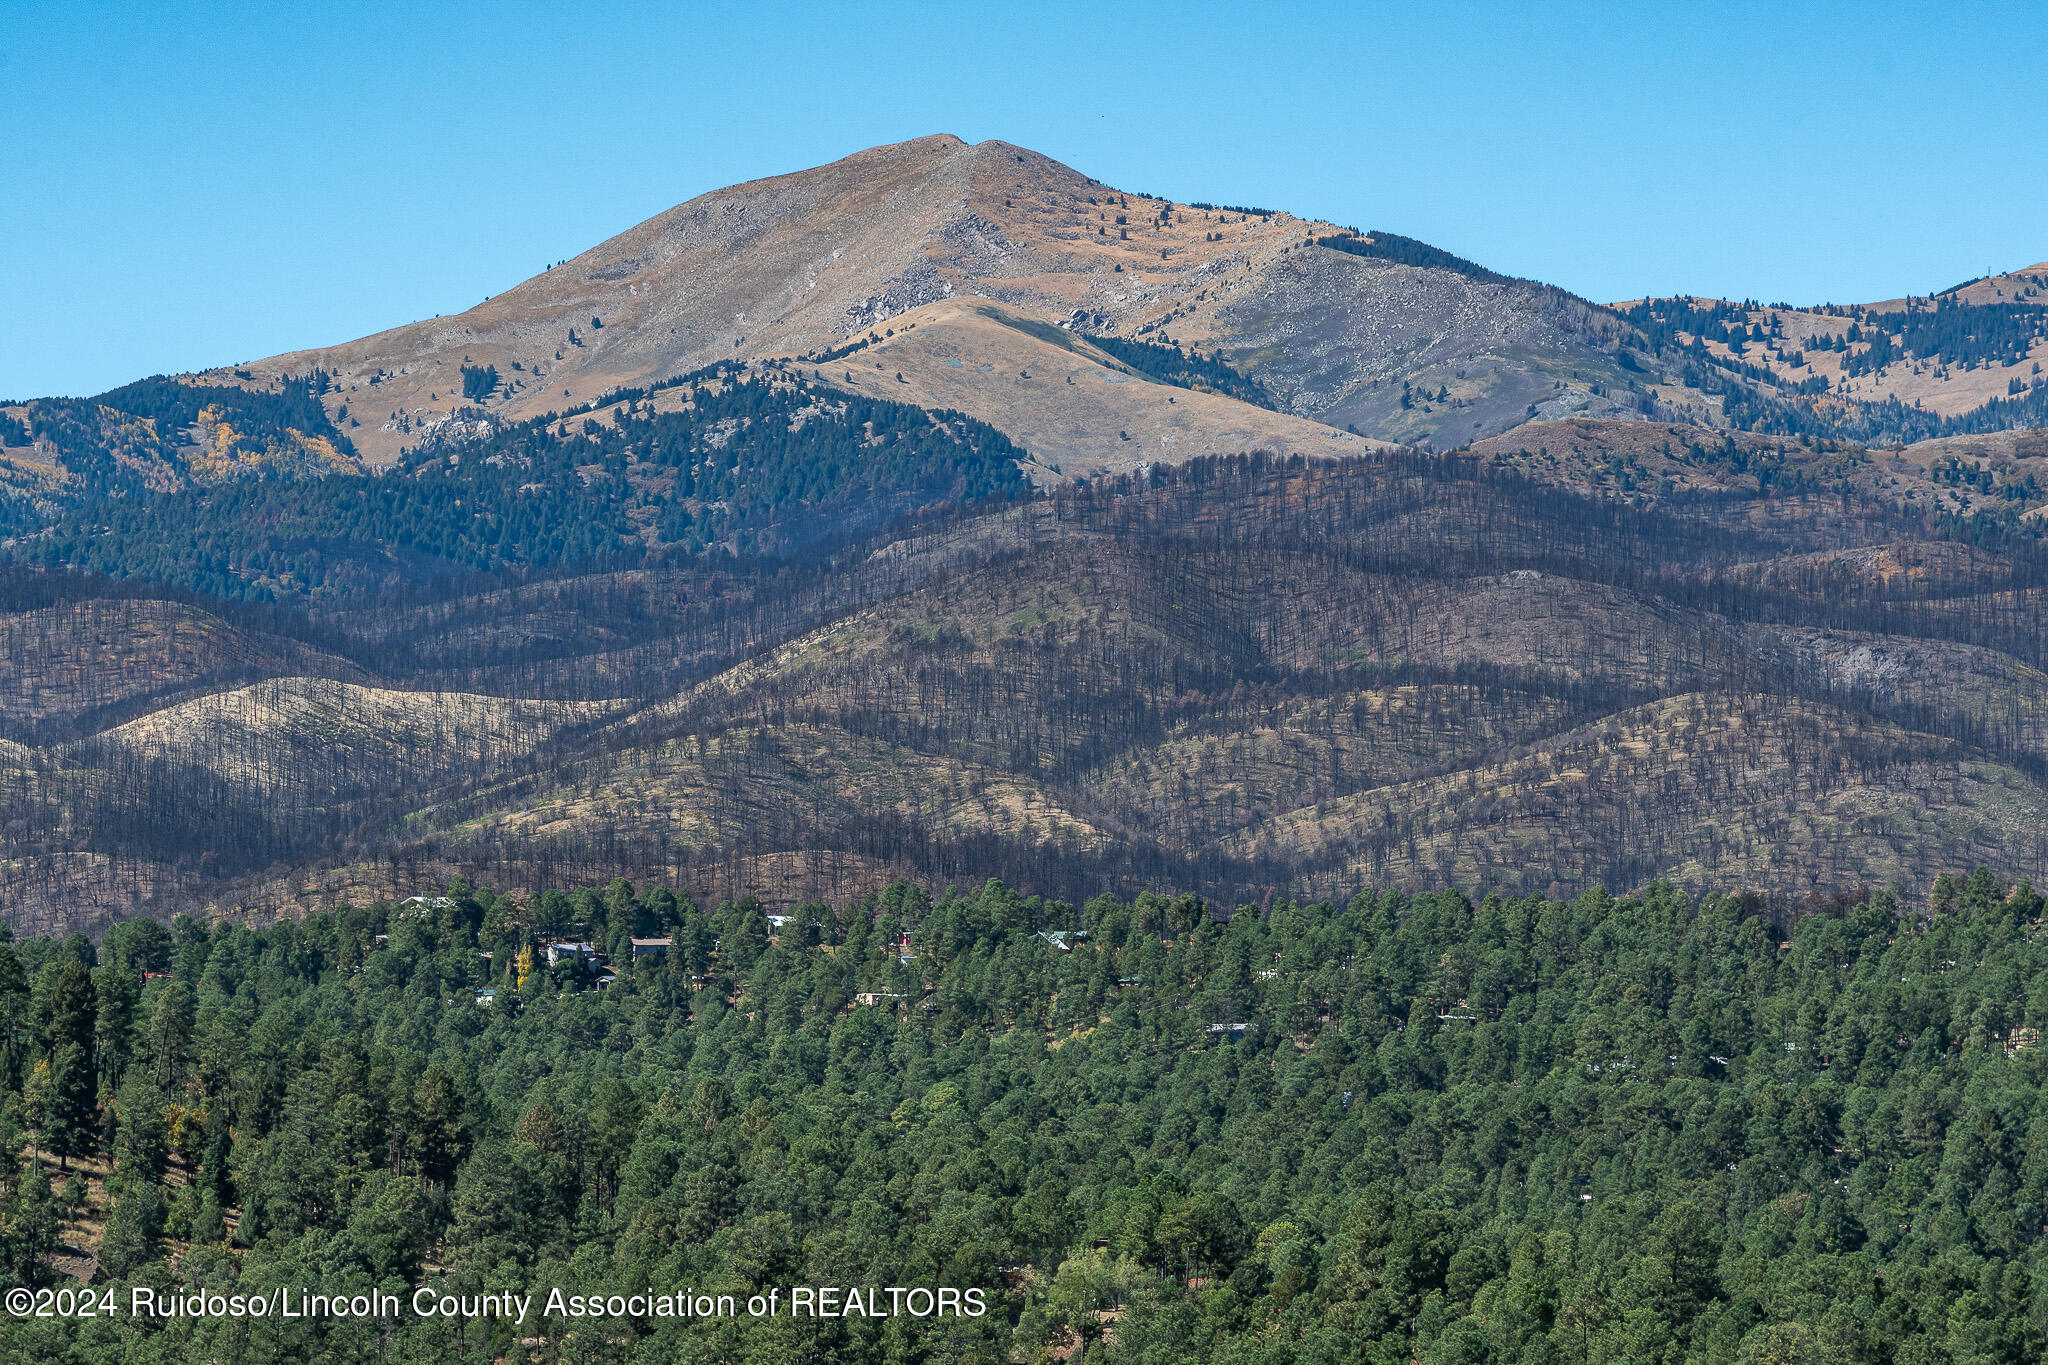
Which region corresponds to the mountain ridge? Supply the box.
[215,134,2047,459]
[5,138,2048,937]
[239,134,1352,465]
[167,135,1745,462]
[7,134,2044,518]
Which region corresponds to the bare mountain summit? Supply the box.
[244,135,1312,465]
[227,135,1661,465]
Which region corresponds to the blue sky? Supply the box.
[5,1,2042,398]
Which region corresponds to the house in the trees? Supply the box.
[545,940,597,968]
[855,991,909,1007]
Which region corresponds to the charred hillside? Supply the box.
[6,450,2048,935]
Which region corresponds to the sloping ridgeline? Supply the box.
[0,374,355,532]
[1312,230,1509,283]
[85,375,356,465]
[1,872,2043,1362]
[13,369,1033,600]
[1085,335,1280,409]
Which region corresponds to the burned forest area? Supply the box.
[7,448,2048,933]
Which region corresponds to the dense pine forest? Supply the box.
[1,871,2045,1362]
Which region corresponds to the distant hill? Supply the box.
[10,445,2048,935]
[6,135,2045,538]
[105,134,1982,462]
[1619,264,2048,439]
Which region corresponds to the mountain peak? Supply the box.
[207,139,2048,469]
[238,135,1330,464]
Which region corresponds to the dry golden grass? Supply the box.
[239,135,1334,468]
[806,300,1382,480]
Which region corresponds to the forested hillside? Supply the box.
[7,133,2048,1146]
[11,115,2048,1365]
[1622,266,2048,440]
[1,872,2044,1362]
[15,367,1031,601]
[0,375,360,535]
